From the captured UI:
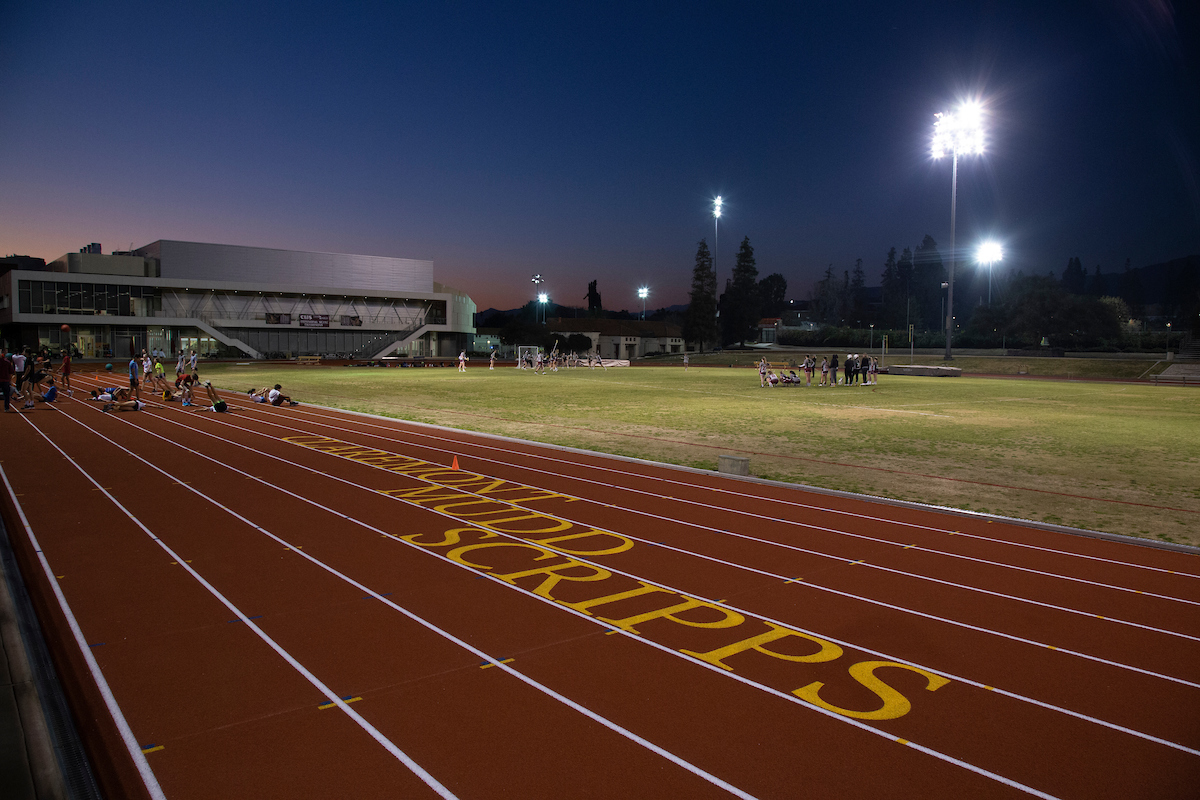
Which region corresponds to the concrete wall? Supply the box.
[140,240,434,295]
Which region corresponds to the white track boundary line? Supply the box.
[162,397,1200,690]
[235,389,1199,581]
[61,398,1066,799]
[213,397,1200,643]
[0,462,168,800]
[47,402,762,800]
[213,394,1200,607]
[71,395,1200,767]
[17,415,460,800]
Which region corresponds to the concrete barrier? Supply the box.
[718,455,750,475]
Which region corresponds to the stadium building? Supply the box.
[0,240,475,360]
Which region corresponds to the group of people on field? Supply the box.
[758,354,880,389]
[0,342,302,415]
[0,345,71,412]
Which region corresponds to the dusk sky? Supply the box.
[2,1,1197,313]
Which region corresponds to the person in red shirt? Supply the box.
[58,349,73,396]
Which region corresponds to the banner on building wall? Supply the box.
[299,314,330,327]
[266,313,291,324]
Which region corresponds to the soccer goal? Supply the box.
[516,345,539,368]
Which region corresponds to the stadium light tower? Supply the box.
[932,101,986,360]
[638,287,649,320]
[713,196,723,282]
[976,240,1003,306]
[531,274,545,323]
[537,292,548,324]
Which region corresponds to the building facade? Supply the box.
[546,318,684,359]
[0,241,475,359]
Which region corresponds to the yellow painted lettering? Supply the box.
[529,529,634,556]
[561,582,674,614]
[792,660,951,720]
[599,598,745,635]
[492,560,613,599]
[446,541,559,570]
[400,527,494,548]
[681,623,843,671]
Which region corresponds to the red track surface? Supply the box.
[2,372,1199,799]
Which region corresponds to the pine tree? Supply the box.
[880,247,899,327]
[913,235,945,331]
[1061,257,1086,294]
[721,237,760,345]
[850,258,866,323]
[682,239,718,349]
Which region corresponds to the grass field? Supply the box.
[204,362,1200,547]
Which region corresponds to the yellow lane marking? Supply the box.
[480,658,515,669]
[142,745,164,754]
[895,738,910,746]
[318,696,362,710]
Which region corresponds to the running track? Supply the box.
[2,372,1199,799]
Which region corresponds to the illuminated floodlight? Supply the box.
[976,241,1002,265]
[977,240,1003,306]
[637,287,649,299]
[537,292,548,304]
[531,273,544,286]
[713,196,723,218]
[931,101,985,159]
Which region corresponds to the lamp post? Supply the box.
[976,241,1002,306]
[531,274,545,323]
[537,292,548,325]
[638,287,649,320]
[713,196,722,284]
[932,102,986,360]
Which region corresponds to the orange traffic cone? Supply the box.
[451,456,460,470]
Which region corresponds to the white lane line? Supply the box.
[172,397,1200,683]
[0,463,169,800]
[18,415,460,800]
[87,374,1191,584]
[217,389,1200,585]
[81,394,1200,764]
[61,399,1063,800]
[51,402,762,800]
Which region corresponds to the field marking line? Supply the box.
[79,394,1200,764]
[205,388,1200,604]
[71,374,1200,582]
[201,383,1200,577]
[57,402,1068,799]
[78,374,1200,517]
[209,390,1200,643]
[51,400,764,800]
[0,462,169,800]
[18,416,460,800]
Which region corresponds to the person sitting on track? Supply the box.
[247,384,299,406]
[90,387,129,402]
[36,379,59,404]
[198,381,229,412]
[102,397,148,412]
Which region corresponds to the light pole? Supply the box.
[976,241,1002,306]
[531,274,545,323]
[932,101,985,360]
[537,292,548,325]
[713,196,722,284]
[638,287,648,320]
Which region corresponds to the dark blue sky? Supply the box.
[2,1,1197,311]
